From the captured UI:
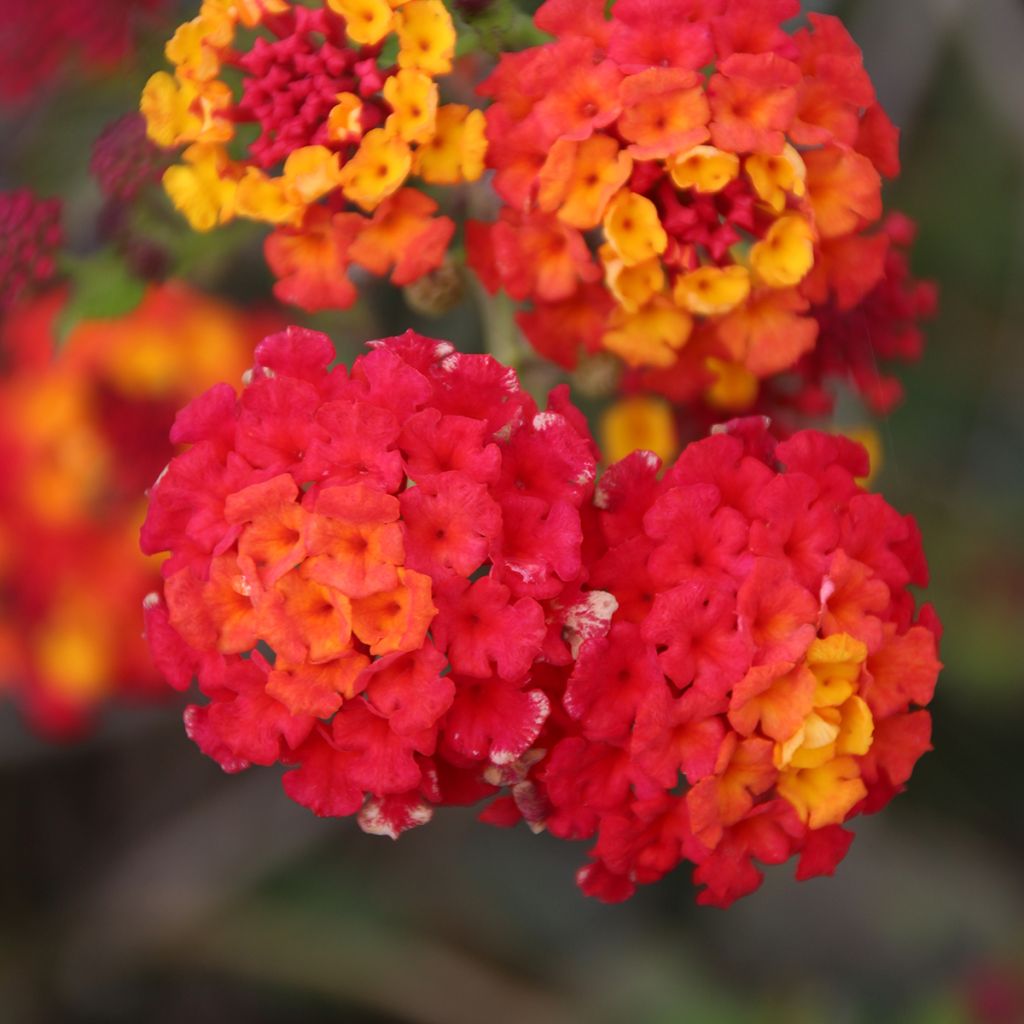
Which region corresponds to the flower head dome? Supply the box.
[141,328,599,837]
[481,416,942,906]
[469,0,930,417]
[141,0,485,311]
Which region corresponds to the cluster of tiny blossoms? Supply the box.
[0,284,264,736]
[141,0,485,311]
[141,329,600,837]
[141,327,941,904]
[485,417,941,905]
[468,0,920,414]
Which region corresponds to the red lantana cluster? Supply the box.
[468,0,931,417]
[142,328,941,905]
[142,328,600,838]
[485,417,941,905]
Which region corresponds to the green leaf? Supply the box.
[54,249,146,350]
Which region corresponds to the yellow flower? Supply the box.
[141,72,202,148]
[166,14,231,81]
[601,246,665,314]
[396,0,455,76]
[35,594,113,702]
[603,190,667,268]
[751,214,816,288]
[282,145,343,205]
[329,0,395,45]
[669,145,740,194]
[844,426,883,487]
[327,93,365,144]
[200,0,288,29]
[413,105,486,185]
[745,144,807,214]
[162,144,237,232]
[602,297,693,368]
[703,357,759,412]
[601,396,678,465]
[674,266,751,316]
[235,168,303,225]
[383,69,438,144]
[775,633,875,829]
[339,128,412,211]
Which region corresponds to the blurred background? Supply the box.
[1,0,1023,1021]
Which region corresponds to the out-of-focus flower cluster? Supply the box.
[91,113,173,205]
[141,0,485,311]
[0,190,63,315]
[468,0,933,417]
[0,0,167,103]
[141,328,600,838]
[141,328,941,904]
[0,285,270,736]
[488,417,941,905]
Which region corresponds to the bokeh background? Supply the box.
[2,0,1023,1021]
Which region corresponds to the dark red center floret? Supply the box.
[232,6,391,169]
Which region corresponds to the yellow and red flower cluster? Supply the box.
[469,0,919,413]
[141,328,599,836]
[141,0,485,310]
[142,326,941,904]
[483,417,942,905]
[0,285,268,736]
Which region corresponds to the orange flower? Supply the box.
[617,68,710,160]
[348,188,455,286]
[264,207,364,312]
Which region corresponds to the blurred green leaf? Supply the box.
[54,248,145,349]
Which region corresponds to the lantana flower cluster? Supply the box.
[141,328,601,838]
[469,0,927,415]
[0,284,267,736]
[485,417,942,905]
[141,0,485,311]
[141,328,941,905]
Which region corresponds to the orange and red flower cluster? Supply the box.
[141,0,485,311]
[141,329,599,837]
[469,0,927,415]
[141,326,941,904]
[0,285,267,736]
[482,417,941,905]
